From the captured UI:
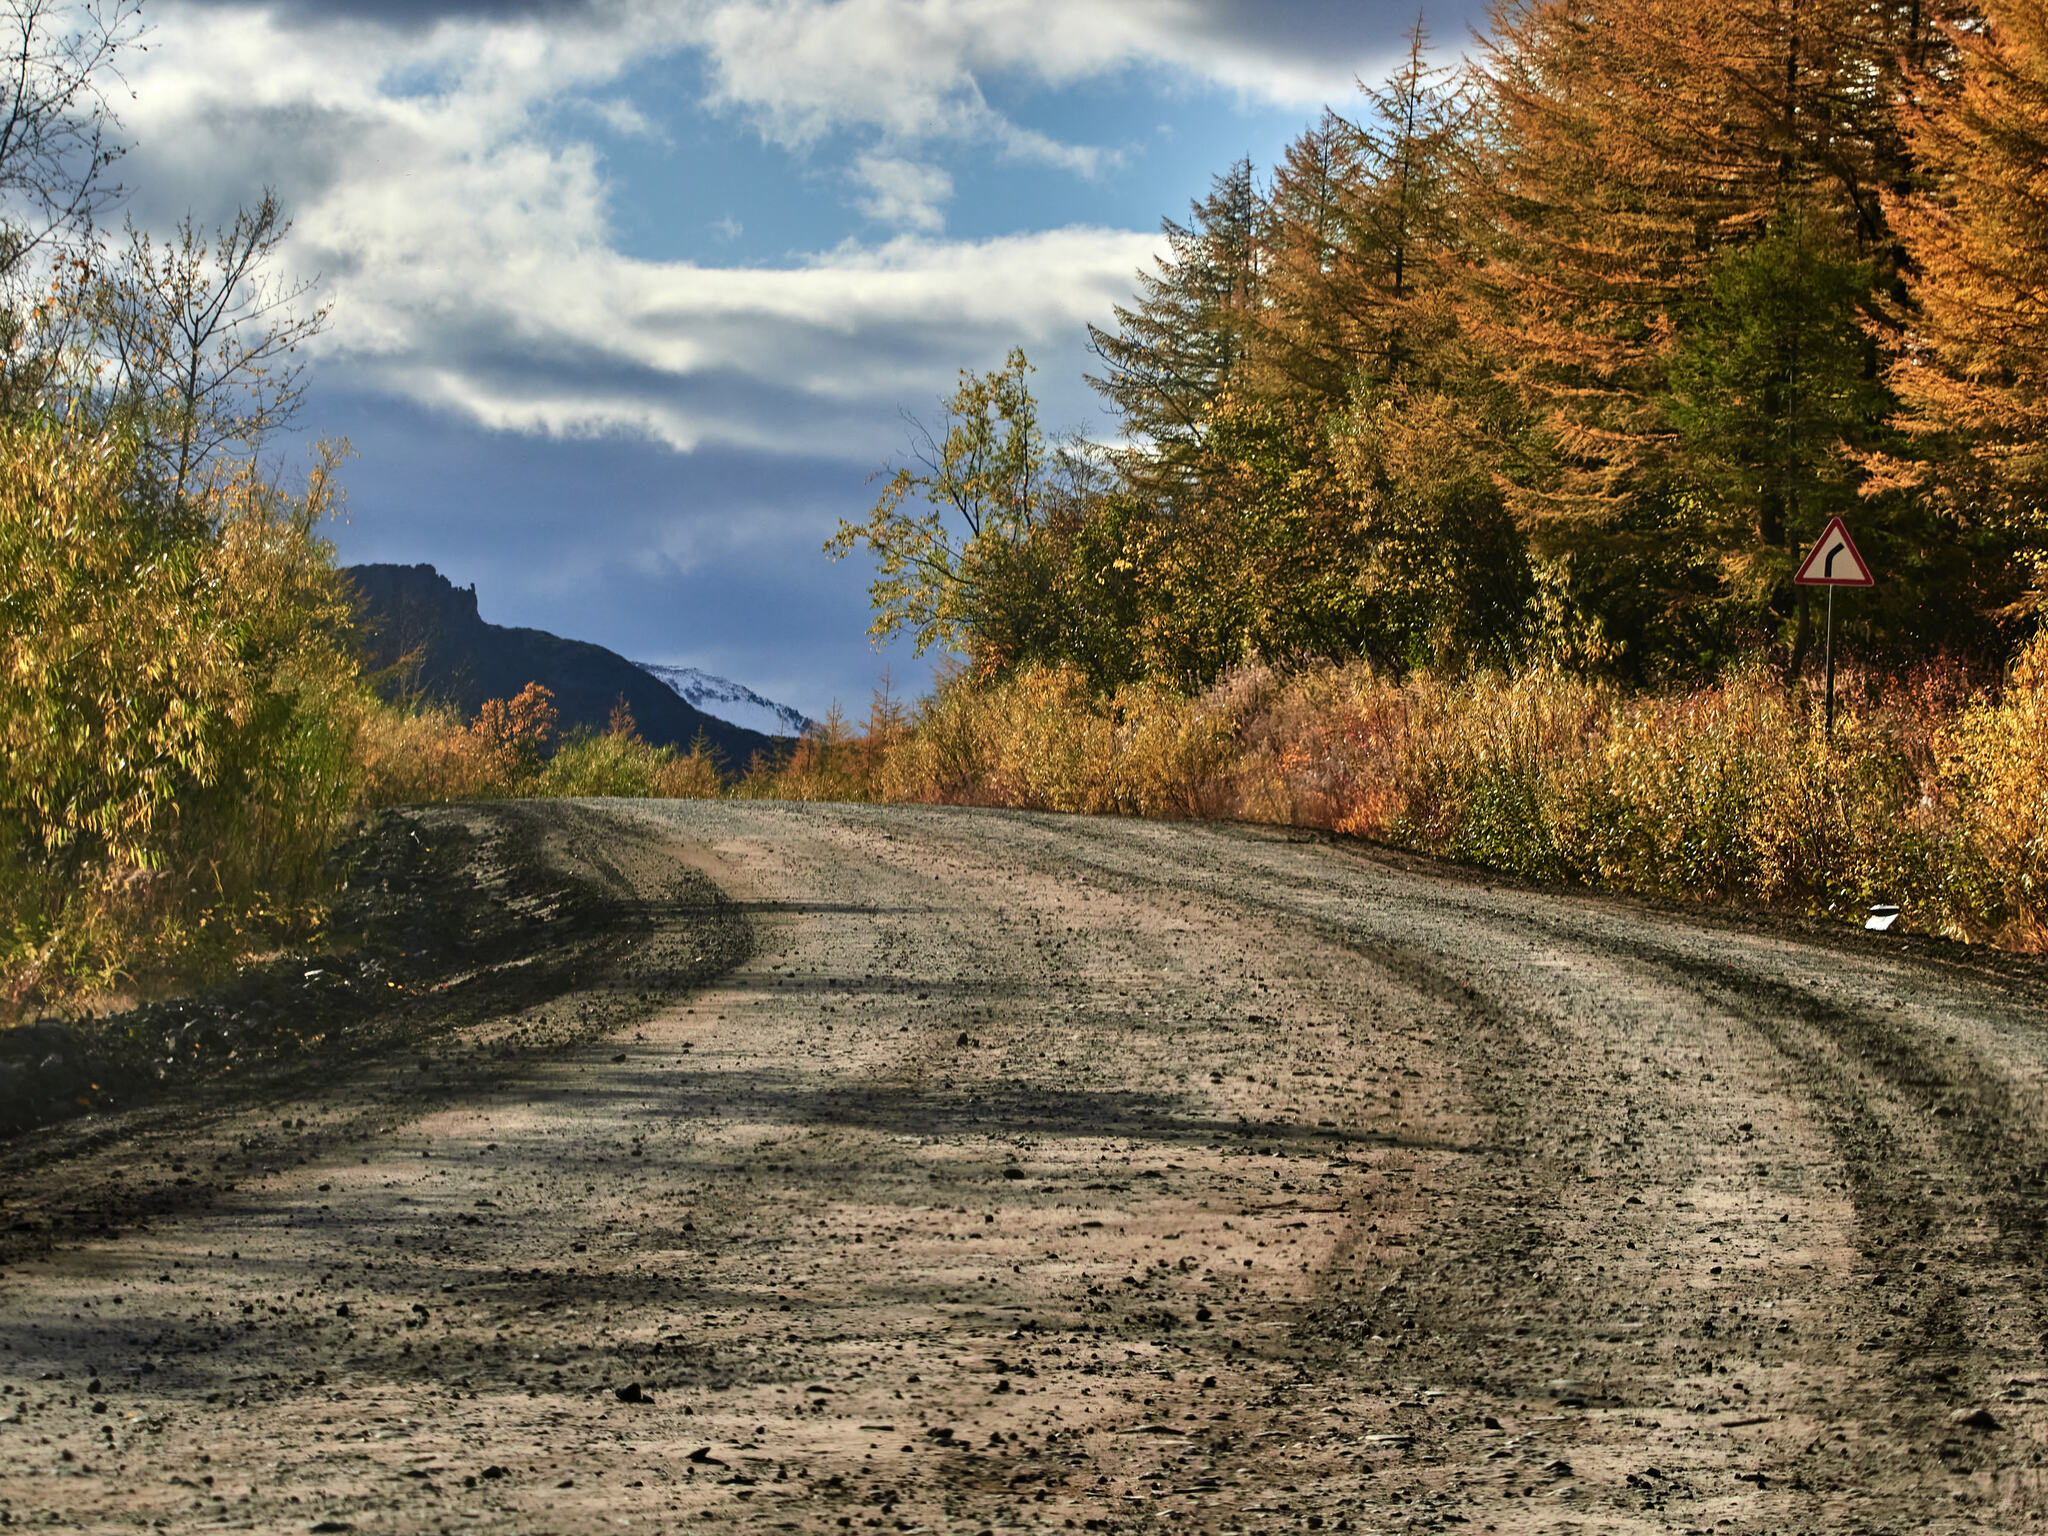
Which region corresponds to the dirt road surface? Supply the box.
[4,800,2048,1535]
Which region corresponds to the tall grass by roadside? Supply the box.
[721,641,2047,951]
[1219,651,2045,949]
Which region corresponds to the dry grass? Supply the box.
[354,706,731,807]
[871,666,1237,818]
[16,571,2041,1017]
[722,642,2048,951]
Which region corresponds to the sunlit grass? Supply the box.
[716,642,2048,951]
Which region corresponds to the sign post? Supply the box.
[1791,517,1876,739]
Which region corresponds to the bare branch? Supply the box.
[0,0,141,275]
[85,189,330,501]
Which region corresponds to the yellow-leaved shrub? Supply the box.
[1,422,363,1006]
[1934,632,2048,948]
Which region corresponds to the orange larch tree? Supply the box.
[1463,0,1961,670]
[1886,0,2048,625]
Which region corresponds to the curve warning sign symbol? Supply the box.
[1793,517,1875,587]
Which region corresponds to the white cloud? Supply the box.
[694,0,1121,170]
[342,223,1159,456]
[690,0,1387,150]
[589,93,666,140]
[124,0,1173,461]
[141,0,1422,215]
[850,154,952,233]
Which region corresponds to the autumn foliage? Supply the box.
[470,682,559,771]
[19,0,2048,1015]
[0,421,363,1006]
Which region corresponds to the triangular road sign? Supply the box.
[1793,517,1875,587]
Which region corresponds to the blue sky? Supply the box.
[127,0,1488,716]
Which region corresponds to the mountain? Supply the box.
[636,663,816,739]
[344,563,792,766]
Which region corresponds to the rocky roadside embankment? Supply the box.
[0,801,750,1260]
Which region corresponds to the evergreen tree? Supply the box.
[1465,0,1954,672]
[1666,206,1896,631]
[1083,161,1276,683]
[1323,28,1531,667]
[1252,113,1370,410]
[1086,159,1262,490]
[1886,0,2048,628]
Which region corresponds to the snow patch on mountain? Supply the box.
[636,664,815,739]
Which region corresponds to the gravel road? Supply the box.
[3,799,2047,1535]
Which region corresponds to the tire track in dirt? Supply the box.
[861,810,2048,1529]
[2,801,2045,1535]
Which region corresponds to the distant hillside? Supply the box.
[344,563,790,767]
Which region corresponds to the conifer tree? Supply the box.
[1668,209,1895,605]
[1886,0,2048,623]
[1252,113,1368,410]
[1082,162,1274,682]
[1465,0,1954,669]
[1086,159,1262,488]
[1254,26,1467,406]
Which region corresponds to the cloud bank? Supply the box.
[123,0,1454,462]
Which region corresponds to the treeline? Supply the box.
[16,1,2048,1009]
[836,0,2048,689]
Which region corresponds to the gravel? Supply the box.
[1,798,2044,1533]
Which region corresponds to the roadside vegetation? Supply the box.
[767,652,2048,952]
[329,638,2048,955]
[803,3,2048,951]
[9,0,2048,1020]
